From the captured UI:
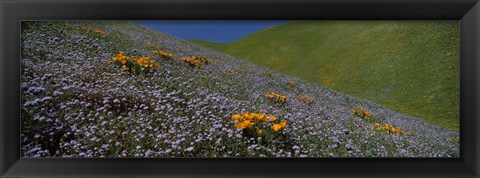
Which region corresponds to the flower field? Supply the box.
[20,21,459,157]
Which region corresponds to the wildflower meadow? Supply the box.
[20,21,459,157]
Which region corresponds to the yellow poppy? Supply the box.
[279,120,287,129]
[256,128,263,135]
[271,124,281,132]
[231,114,241,121]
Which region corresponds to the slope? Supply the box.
[192,21,460,131]
[19,21,459,157]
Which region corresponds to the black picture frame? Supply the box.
[1,0,479,177]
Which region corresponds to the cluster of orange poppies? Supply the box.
[231,112,287,137]
[180,56,212,69]
[296,95,314,103]
[351,107,372,118]
[266,93,287,104]
[152,50,173,59]
[78,25,107,37]
[226,68,245,73]
[373,123,407,135]
[94,29,107,37]
[111,51,159,74]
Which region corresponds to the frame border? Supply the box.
[1,0,479,177]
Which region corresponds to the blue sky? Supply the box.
[137,20,287,43]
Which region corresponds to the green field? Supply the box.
[192,21,460,132]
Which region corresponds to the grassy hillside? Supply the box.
[192,21,460,131]
[190,40,229,51]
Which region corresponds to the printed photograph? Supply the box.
[20,20,459,157]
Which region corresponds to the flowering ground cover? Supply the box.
[20,21,459,157]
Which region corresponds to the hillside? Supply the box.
[192,21,460,132]
[20,21,459,157]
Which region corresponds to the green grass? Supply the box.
[192,21,460,132]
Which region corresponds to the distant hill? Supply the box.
[192,21,460,131]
